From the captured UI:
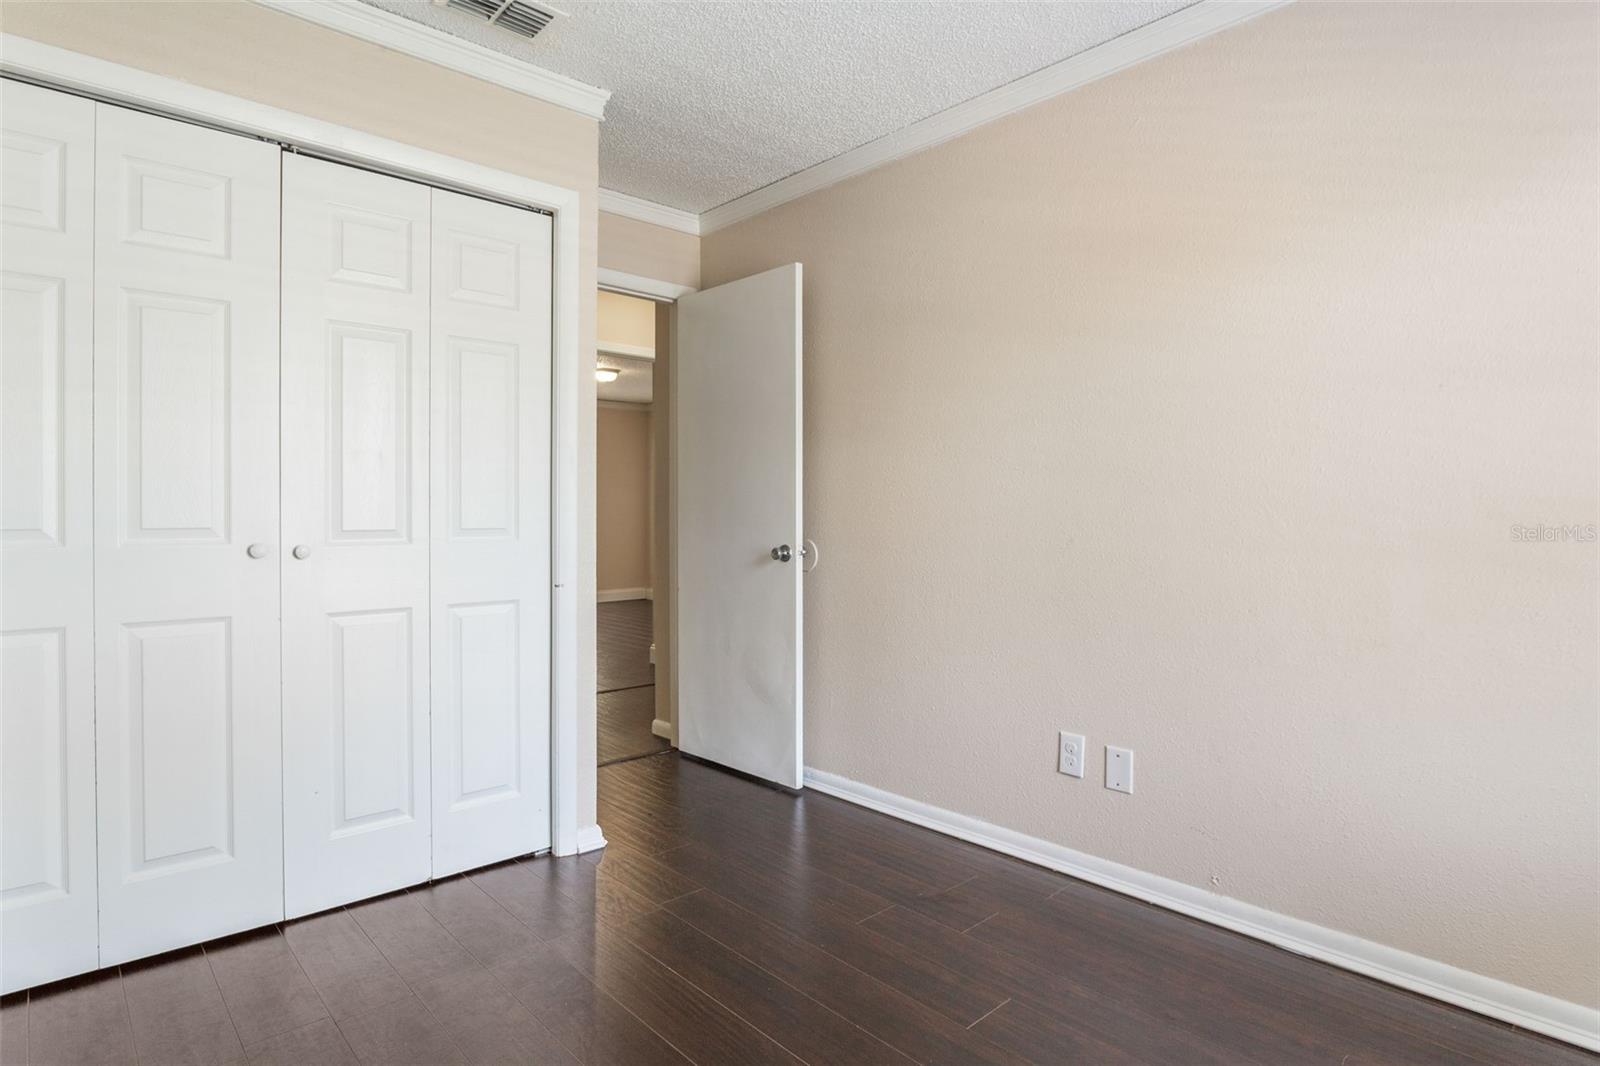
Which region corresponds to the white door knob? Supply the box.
[292,545,311,560]
[246,543,269,559]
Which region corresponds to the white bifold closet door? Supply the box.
[281,154,433,917]
[281,156,554,912]
[92,104,285,964]
[1,80,99,993]
[428,189,553,876]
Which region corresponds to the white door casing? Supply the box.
[675,264,804,789]
[281,153,432,918]
[0,80,99,993]
[429,188,553,876]
[91,103,285,964]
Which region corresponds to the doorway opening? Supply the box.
[596,289,670,765]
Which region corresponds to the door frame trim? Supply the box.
[1,34,589,857]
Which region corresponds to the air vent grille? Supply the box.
[442,0,562,40]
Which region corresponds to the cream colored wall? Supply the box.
[598,290,658,350]
[2,0,606,825]
[597,406,654,594]
[600,210,700,289]
[701,0,1598,1007]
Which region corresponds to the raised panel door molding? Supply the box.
[120,290,230,542]
[1,272,66,545]
[330,204,414,292]
[1,628,71,906]
[328,608,416,836]
[1,128,67,232]
[120,156,231,258]
[120,618,234,880]
[445,601,520,810]
[448,336,518,539]
[447,229,520,309]
[328,322,412,543]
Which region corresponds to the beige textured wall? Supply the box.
[3,0,606,825]
[598,290,658,350]
[701,1,1598,1006]
[600,210,700,289]
[597,405,653,594]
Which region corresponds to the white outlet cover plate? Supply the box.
[1106,746,1134,793]
[1058,732,1085,778]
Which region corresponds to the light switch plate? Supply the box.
[1106,746,1134,794]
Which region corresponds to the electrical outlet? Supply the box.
[1106,746,1134,794]
[1057,732,1085,778]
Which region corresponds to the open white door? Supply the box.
[675,264,803,789]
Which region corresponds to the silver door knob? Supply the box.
[771,544,793,562]
[292,545,311,560]
[246,543,269,559]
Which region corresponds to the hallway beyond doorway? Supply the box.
[598,600,669,765]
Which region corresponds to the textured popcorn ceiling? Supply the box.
[358,0,1193,213]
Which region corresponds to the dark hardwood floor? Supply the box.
[597,599,654,693]
[2,755,1589,1064]
[598,599,668,766]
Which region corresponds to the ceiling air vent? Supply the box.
[438,0,564,41]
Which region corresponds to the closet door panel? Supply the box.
[0,81,98,993]
[429,189,552,877]
[92,103,283,965]
[282,154,431,918]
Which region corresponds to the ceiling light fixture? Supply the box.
[595,366,620,383]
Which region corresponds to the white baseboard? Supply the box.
[597,587,652,603]
[650,718,673,741]
[803,767,1600,1053]
[574,823,608,854]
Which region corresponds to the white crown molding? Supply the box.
[599,188,701,236]
[804,767,1600,1053]
[597,267,696,302]
[700,0,1291,234]
[249,0,609,120]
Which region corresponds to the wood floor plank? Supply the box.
[121,947,246,1066]
[662,888,1030,1066]
[653,838,894,928]
[648,838,1010,1027]
[410,875,546,970]
[550,919,803,1066]
[469,859,653,944]
[969,996,1143,1066]
[206,928,331,1049]
[0,992,26,1066]
[26,970,137,1066]
[283,909,411,1022]
[967,889,1480,1065]
[864,903,1283,1065]
[525,847,699,907]
[616,906,916,1065]
[492,950,690,1066]
[596,600,654,693]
